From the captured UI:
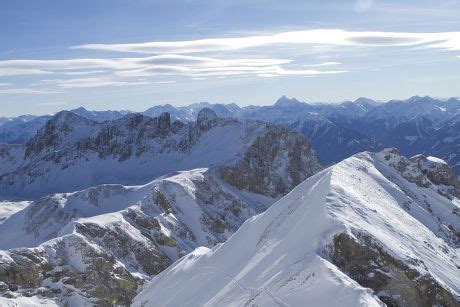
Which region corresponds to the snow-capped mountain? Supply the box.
[2,96,459,180]
[1,108,318,199]
[70,106,130,122]
[241,96,460,179]
[0,107,128,145]
[143,102,242,122]
[134,149,460,307]
[0,115,51,144]
[0,112,320,305]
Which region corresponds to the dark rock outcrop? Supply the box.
[329,233,458,307]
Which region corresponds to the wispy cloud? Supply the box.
[54,77,144,88]
[46,77,175,88]
[63,70,107,76]
[0,54,341,79]
[0,88,62,94]
[0,68,51,77]
[0,83,13,86]
[305,62,341,67]
[71,29,460,54]
[5,28,457,83]
[115,65,346,78]
[0,55,297,78]
[153,80,176,84]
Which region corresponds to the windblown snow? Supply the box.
[134,150,460,307]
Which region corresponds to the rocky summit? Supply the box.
[1,101,459,307]
[0,108,318,199]
[0,111,321,305]
[134,149,460,307]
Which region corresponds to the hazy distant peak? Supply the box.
[274,95,303,106]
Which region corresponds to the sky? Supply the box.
[1,0,460,116]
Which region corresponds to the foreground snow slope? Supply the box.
[134,149,460,307]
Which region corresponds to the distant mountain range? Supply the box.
[1,95,459,177]
[0,108,320,199]
[0,100,459,305]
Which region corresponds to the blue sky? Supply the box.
[1,0,460,116]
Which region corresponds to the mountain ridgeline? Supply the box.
[134,149,460,307]
[2,95,459,178]
[0,108,320,199]
[0,108,321,305]
[0,97,459,306]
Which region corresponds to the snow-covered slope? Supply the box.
[70,106,129,122]
[0,108,314,199]
[0,169,270,305]
[0,120,320,305]
[143,102,242,122]
[0,115,52,145]
[0,201,30,224]
[134,149,460,307]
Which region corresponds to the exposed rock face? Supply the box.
[0,168,277,305]
[131,149,459,307]
[330,233,458,307]
[0,110,253,198]
[0,144,23,175]
[382,148,460,199]
[0,114,321,305]
[0,235,141,305]
[219,125,321,197]
[24,111,98,158]
[196,107,218,130]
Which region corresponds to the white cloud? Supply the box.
[0,55,291,73]
[0,68,52,76]
[0,55,297,80]
[0,83,13,86]
[54,77,138,88]
[154,80,176,84]
[1,29,458,83]
[48,77,175,88]
[0,53,341,79]
[64,70,107,75]
[71,29,460,54]
[0,58,142,71]
[115,64,346,78]
[258,74,279,78]
[305,62,341,67]
[0,88,61,94]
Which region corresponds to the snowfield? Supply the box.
[0,201,30,224]
[0,109,321,305]
[134,150,460,306]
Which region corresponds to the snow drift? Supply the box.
[134,149,460,307]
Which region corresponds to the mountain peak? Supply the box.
[353,97,377,105]
[50,110,94,125]
[72,106,88,112]
[406,95,435,103]
[134,149,460,307]
[196,107,218,129]
[274,95,302,106]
